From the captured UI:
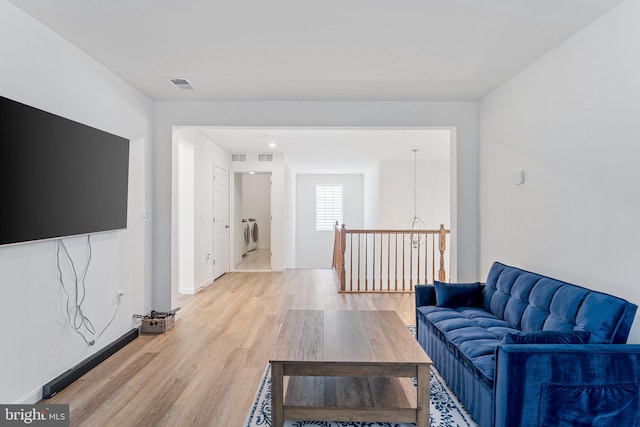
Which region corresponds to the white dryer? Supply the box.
[241,219,249,256]
[247,218,258,251]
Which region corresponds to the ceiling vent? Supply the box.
[231,153,247,162]
[168,77,194,90]
[258,153,274,162]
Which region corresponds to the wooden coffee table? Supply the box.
[270,310,431,427]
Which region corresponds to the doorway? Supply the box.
[173,129,230,298]
[234,172,272,271]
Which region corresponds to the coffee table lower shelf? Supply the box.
[271,370,429,426]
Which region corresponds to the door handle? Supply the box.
[225,225,230,229]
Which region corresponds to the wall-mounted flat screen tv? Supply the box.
[0,95,129,246]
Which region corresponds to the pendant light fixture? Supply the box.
[405,149,427,248]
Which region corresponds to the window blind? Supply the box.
[316,184,343,231]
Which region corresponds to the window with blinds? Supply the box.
[315,184,343,231]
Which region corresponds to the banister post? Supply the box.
[438,224,447,282]
[333,222,347,292]
[332,222,338,269]
[339,223,346,291]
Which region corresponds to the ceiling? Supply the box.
[9,0,623,102]
[8,0,624,172]
[194,127,451,173]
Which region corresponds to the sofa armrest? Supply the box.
[414,284,436,308]
[494,344,640,427]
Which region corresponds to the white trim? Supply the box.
[15,388,41,404]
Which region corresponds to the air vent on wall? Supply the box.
[231,153,247,162]
[168,77,194,90]
[258,153,273,162]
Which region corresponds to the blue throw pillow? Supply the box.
[434,281,483,308]
[502,330,591,344]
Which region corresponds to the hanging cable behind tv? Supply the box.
[56,235,121,346]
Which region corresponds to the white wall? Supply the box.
[479,0,640,342]
[153,101,479,310]
[296,174,365,268]
[379,159,451,230]
[177,139,195,294]
[284,158,297,267]
[0,0,153,403]
[363,164,380,228]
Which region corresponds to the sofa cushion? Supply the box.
[502,330,591,344]
[576,293,632,344]
[434,281,483,308]
[421,306,519,388]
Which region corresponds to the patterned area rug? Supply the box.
[244,326,478,427]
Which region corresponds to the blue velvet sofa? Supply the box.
[415,262,640,427]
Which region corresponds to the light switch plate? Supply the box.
[511,170,525,185]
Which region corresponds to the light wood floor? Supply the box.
[46,269,416,427]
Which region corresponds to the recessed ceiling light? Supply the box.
[249,171,256,175]
[264,134,277,148]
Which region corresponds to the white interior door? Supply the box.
[212,165,229,280]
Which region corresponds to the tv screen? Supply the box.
[0,95,130,246]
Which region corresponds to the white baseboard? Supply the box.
[16,387,42,404]
[180,280,213,295]
[197,279,213,291]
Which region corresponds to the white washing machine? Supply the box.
[248,218,258,251]
[242,219,249,256]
